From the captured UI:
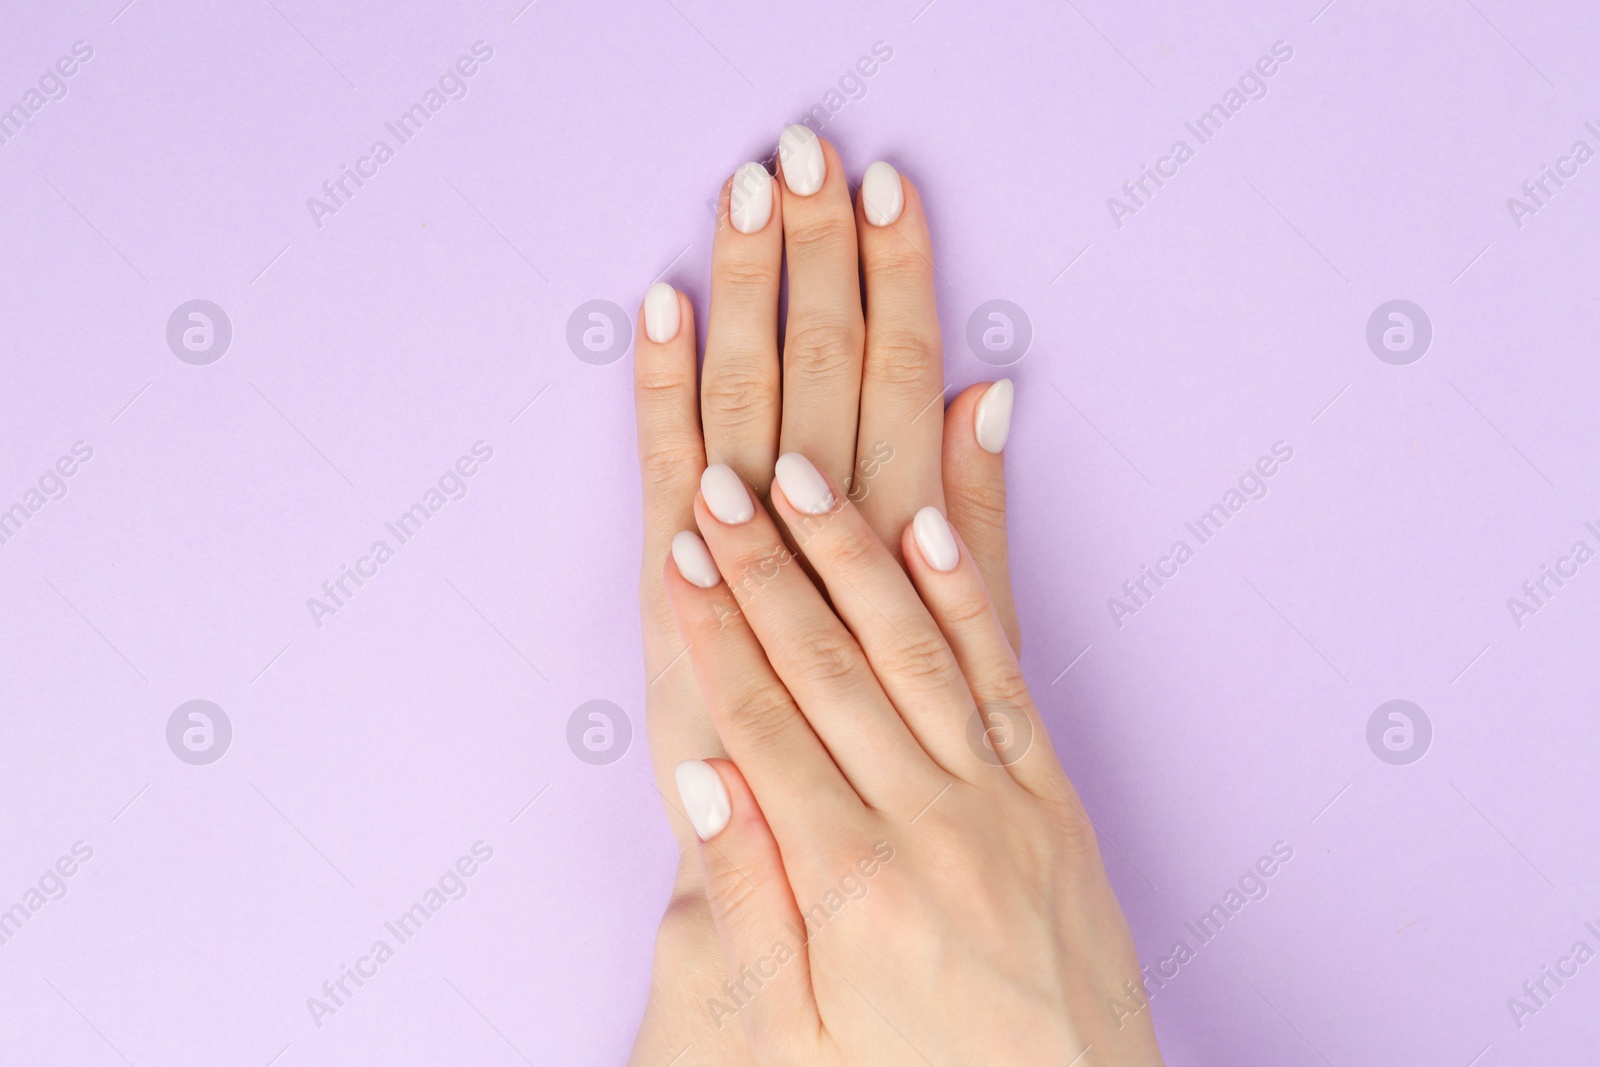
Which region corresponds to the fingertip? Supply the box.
[778,123,826,196]
[861,161,905,227]
[975,379,1014,454]
[774,452,837,516]
[642,281,682,344]
[671,529,722,589]
[910,505,960,572]
[674,759,733,840]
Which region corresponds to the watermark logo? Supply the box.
[167,700,232,765]
[167,300,232,365]
[566,300,633,365]
[965,299,1031,366]
[1365,300,1431,366]
[967,700,1033,766]
[1366,699,1430,765]
[566,699,631,765]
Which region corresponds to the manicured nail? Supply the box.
[700,464,755,524]
[671,530,720,588]
[861,161,904,226]
[778,124,825,196]
[975,379,1014,454]
[774,453,834,515]
[730,162,773,234]
[912,506,960,572]
[644,282,680,343]
[675,760,731,841]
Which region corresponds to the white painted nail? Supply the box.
[671,530,721,588]
[700,464,754,524]
[861,161,904,226]
[774,453,834,514]
[975,379,1014,454]
[675,760,731,841]
[644,282,680,344]
[778,124,825,196]
[912,506,960,572]
[730,162,773,234]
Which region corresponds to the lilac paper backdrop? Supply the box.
[3,0,1599,1063]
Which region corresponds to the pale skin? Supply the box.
[629,127,1161,1065]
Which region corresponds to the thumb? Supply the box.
[674,758,822,1056]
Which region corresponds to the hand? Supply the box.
[630,127,1019,1064]
[662,455,1165,1065]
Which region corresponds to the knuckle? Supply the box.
[635,362,693,405]
[867,328,939,388]
[714,255,779,297]
[951,476,1008,532]
[817,522,878,573]
[789,628,864,686]
[785,211,854,253]
[878,627,959,689]
[866,240,934,284]
[706,859,767,926]
[976,661,1033,711]
[700,362,775,424]
[721,683,798,749]
[692,591,746,636]
[936,586,996,631]
[639,437,702,487]
[726,542,794,602]
[784,318,861,382]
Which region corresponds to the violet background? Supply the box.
[3,0,1599,1063]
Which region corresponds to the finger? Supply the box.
[634,284,727,854]
[853,162,947,556]
[776,126,865,491]
[901,506,1063,798]
[702,162,783,492]
[694,463,945,811]
[769,453,999,784]
[942,379,1019,652]
[636,283,705,634]
[675,758,823,1057]
[664,533,863,845]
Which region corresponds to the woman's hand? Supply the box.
[630,128,1018,1064]
[663,455,1164,1066]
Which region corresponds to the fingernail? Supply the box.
[730,162,773,234]
[671,530,721,588]
[700,464,755,524]
[861,161,904,226]
[975,379,1014,454]
[775,453,834,515]
[675,760,731,841]
[644,282,680,343]
[778,124,825,196]
[912,506,960,572]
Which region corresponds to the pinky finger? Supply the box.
[675,758,823,1056]
[900,508,1064,799]
[942,380,1018,652]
